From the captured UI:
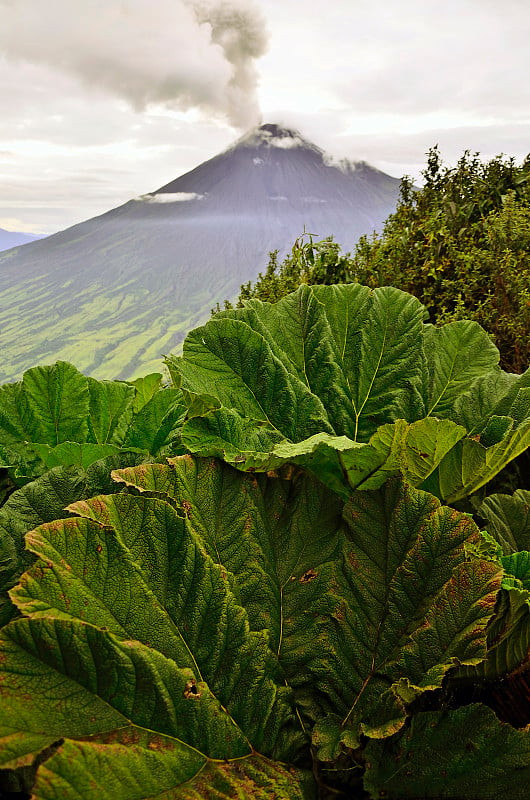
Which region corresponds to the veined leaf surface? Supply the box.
[0,458,503,796]
[0,453,147,626]
[364,704,530,799]
[0,362,186,485]
[168,284,529,501]
[455,490,530,681]
[479,489,530,555]
[113,458,501,754]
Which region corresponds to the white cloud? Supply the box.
[268,133,305,149]
[135,192,205,202]
[257,1,530,138]
[0,216,42,234]
[0,0,268,129]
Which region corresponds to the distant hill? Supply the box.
[0,123,402,383]
[0,227,44,252]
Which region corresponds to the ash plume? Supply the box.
[0,0,268,128]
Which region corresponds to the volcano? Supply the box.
[0,124,401,382]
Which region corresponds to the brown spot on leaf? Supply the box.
[96,545,103,554]
[183,679,201,699]
[147,736,174,752]
[299,568,318,583]
[181,500,192,519]
[348,552,361,570]
[59,593,71,610]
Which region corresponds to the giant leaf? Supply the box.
[479,489,530,555]
[86,374,135,444]
[0,459,504,796]
[167,284,529,502]
[0,452,147,626]
[364,704,530,799]
[451,490,530,683]
[19,360,90,445]
[113,459,501,754]
[0,361,187,485]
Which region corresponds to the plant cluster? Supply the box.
[231,149,530,374]
[0,284,528,799]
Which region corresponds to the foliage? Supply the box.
[3,457,527,798]
[0,363,187,631]
[478,489,530,555]
[0,452,147,627]
[352,149,530,373]
[0,282,529,797]
[169,283,530,505]
[0,362,186,489]
[363,704,530,799]
[231,149,530,373]
[459,489,530,685]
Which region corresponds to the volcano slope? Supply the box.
[0,124,401,382]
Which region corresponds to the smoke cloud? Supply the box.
[0,0,268,129]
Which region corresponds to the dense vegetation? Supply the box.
[0,282,529,799]
[231,148,530,374]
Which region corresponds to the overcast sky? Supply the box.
[1,0,529,235]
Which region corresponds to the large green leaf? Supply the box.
[421,417,530,503]
[364,703,530,799]
[453,585,530,687]
[112,455,344,645]
[86,374,135,444]
[167,284,529,502]
[450,490,530,683]
[454,542,530,682]
[478,491,530,677]
[19,361,90,445]
[31,741,314,800]
[421,321,503,418]
[122,386,187,456]
[306,483,501,757]
[127,371,164,413]
[0,453,147,627]
[0,468,311,796]
[479,489,530,555]
[172,285,429,446]
[0,459,504,796]
[0,362,186,485]
[113,459,501,755]
[502,551,530,593]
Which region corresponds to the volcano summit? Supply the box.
[0,124,401,382]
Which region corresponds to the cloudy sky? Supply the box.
[1,0,529,235]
